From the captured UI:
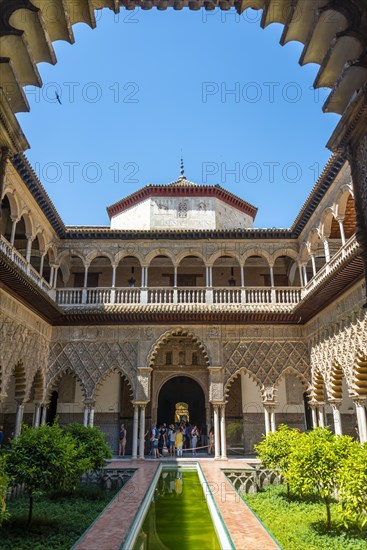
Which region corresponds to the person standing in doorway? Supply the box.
[175,427,183,457]
[118,423,127,457]
[191,425,198,456]
[208,427,214,455]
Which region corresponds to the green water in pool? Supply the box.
[132,469,221,549]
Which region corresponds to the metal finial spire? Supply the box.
[180,156,185,179]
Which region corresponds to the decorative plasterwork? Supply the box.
[0,311,49,399]
[309,307,367,398]
[147,327,211,369]
[223,340,310,392]
[47,340,138,399]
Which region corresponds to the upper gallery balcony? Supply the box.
[0,231,361,319]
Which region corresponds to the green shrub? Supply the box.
[5,423,90,525]
[63,423,112,472]
[337,442,367,529]
[286,428,354,529]
[255,424,300,475]
[0,453,10,526]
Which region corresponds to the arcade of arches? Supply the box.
[1,0,367,456]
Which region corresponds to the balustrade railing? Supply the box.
[148,288,174,304]
[213,287,241,304]
[303,234,358,297]
[1,233,359,310]
[0,234,52,293]
[55,286,302,306]
[178,287,206,304]
[115,288,141,304]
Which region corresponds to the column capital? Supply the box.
[134,401,148,408]
[83,399,95,407]
[137,366,153,373]
[329,399,342,409]
[263,402,278,412]
[208,365,222,372]
[352,396,367,407]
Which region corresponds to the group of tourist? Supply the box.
[117,421,216,458]
[149,422,212,458]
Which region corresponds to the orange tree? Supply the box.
[5,423,90,526]
[286,428,354,529]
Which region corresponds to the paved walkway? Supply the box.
[74,457,279,550]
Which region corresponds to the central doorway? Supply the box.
[157,376,206,427]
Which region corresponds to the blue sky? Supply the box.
[17,8,340,228]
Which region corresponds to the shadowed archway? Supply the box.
[157,376,206,427]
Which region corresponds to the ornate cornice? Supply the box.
[11,154,66,237]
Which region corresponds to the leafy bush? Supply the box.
[63,423,112,472]
[337,442,367,529]
[0,453,10,526]
[5,423,90,525]
[286,428,354,528]
[255,424,301,496]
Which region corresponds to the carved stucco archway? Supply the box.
[147,327,211,369]
[47,340,137,400]
[147,327,211,425]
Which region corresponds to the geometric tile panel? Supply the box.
[47,341,138,399]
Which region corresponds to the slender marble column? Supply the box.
[323,238,331,263]
[139,405,146,459]
[10,218,17,245]
[318,405,325,428]
[263,406,270,436]
[83,406,89,427]
[269,266,275,287]
[270,407,276,433]
[132,405,139,460]
[354,400,367,444]
[302,265,308,285]
[337,218,346,246]
[89,406,95,427]
[311,406,318,428]
[220,405,227,460]
[331,402,342,436]
[213,405,220,459]
[39,254,45,277]
[25,236,32,262]
[33,403,41,428]
[40,404,48,425]
[14,403,24,438]
[311,255,317,277]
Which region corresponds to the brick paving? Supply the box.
[201,459,279,550]
[74,457,279,550]
[74,459,159,550]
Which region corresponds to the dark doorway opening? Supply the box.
[157,376,206,426]
[303,392,313,430]
[46,390,58,424]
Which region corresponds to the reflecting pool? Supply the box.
[132,468,221,550]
